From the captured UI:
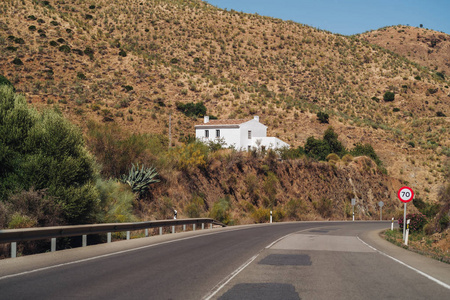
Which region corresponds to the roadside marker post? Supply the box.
[351,198,356,221]
[391,218,394,231]
[270,211,273,224]
[405,219,411,246]
[398,186,414,241]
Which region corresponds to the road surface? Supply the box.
[0,221,449,299]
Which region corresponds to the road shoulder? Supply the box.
[359,228,450,286]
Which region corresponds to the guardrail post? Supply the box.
[107,232,111,243]
[82,235,87,247]
[126,231,130,240]
[159,227,162,235]
[183,224,186,231]
[11,242,17,258]
[202,223,204,230]
[51,238,56,252]
[193,224,196,231]
[145,228,149,237]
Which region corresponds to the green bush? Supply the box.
[316,111,329,123]
[176,101,207,118]
[59,45,71,53]
[398,213,427,232]
[350,143,382,166]
[95,179,136,223]
[0,75,14,90]
[383,91,395,102]
[210,197,231,224]
[119,49,127,57]
[12,58,23,65]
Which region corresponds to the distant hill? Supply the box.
[359,25,450,77]
[0,0,449,202]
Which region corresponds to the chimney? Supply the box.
[204,116,210,123]
[254,116,259,122]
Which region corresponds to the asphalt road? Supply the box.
[0,221,449,299]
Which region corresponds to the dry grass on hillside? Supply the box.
[0,0,449,201]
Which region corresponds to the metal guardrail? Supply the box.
[0,218,226,258]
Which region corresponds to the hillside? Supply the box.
[359,25,450,77]
[0,0,449,203]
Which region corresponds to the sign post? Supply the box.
[397,187,414,241]
[351,198,356,221]
[378,201,384,220]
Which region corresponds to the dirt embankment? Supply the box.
[143,154,405,223]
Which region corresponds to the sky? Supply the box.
[205,0,450,36]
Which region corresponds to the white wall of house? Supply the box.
[251,137,290,150]
[239,119,267,150]
[195,116,288,150]
[195,126,241,148]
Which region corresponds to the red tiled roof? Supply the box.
[196,119,251,126]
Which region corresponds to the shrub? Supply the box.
[28,25,37,31]
[12,58,23,65]
[59,45,71,53]
[209,197,231,224]
[122,85,133,92]
[49,40,58,46]
[37,19,45,24]
[436,111,446,117]
[383,91,395,102]
[119,49,127,57]
[0,75,14,89]
[50,21,59,26]
[350,143,382,166]
[398,213,427,232]
[169,142,209,170]
[251,207,270,223]
[77,72,86,80]
[14,37,25,44]
[186,195,205,218]
[176,101,207,118]
[316,111,329,123]
[120,163,160,198]
[85,14,93,20]
[95,179,136,223]
[28,15,37,20]
[393,107,400,112]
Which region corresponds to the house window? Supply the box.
[248,130,252,139]
[205,130,209,138]
[216,130,220,138]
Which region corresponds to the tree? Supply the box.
[304,136,330,161]
[323,127,346,157]
[0,86,98,224]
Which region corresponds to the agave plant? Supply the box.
[121,163,160,197]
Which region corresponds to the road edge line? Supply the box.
[357,236,450,290]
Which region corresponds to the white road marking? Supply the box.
[203,226,326,300]
[357,236,450,290]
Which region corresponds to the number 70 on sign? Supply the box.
[398,187,414,203]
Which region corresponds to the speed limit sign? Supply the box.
[398,186,414,203]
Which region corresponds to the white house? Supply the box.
[195,116,289,151]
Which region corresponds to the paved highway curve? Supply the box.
[0,221,449,299]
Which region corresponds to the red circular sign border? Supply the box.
[398,186,414,203]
